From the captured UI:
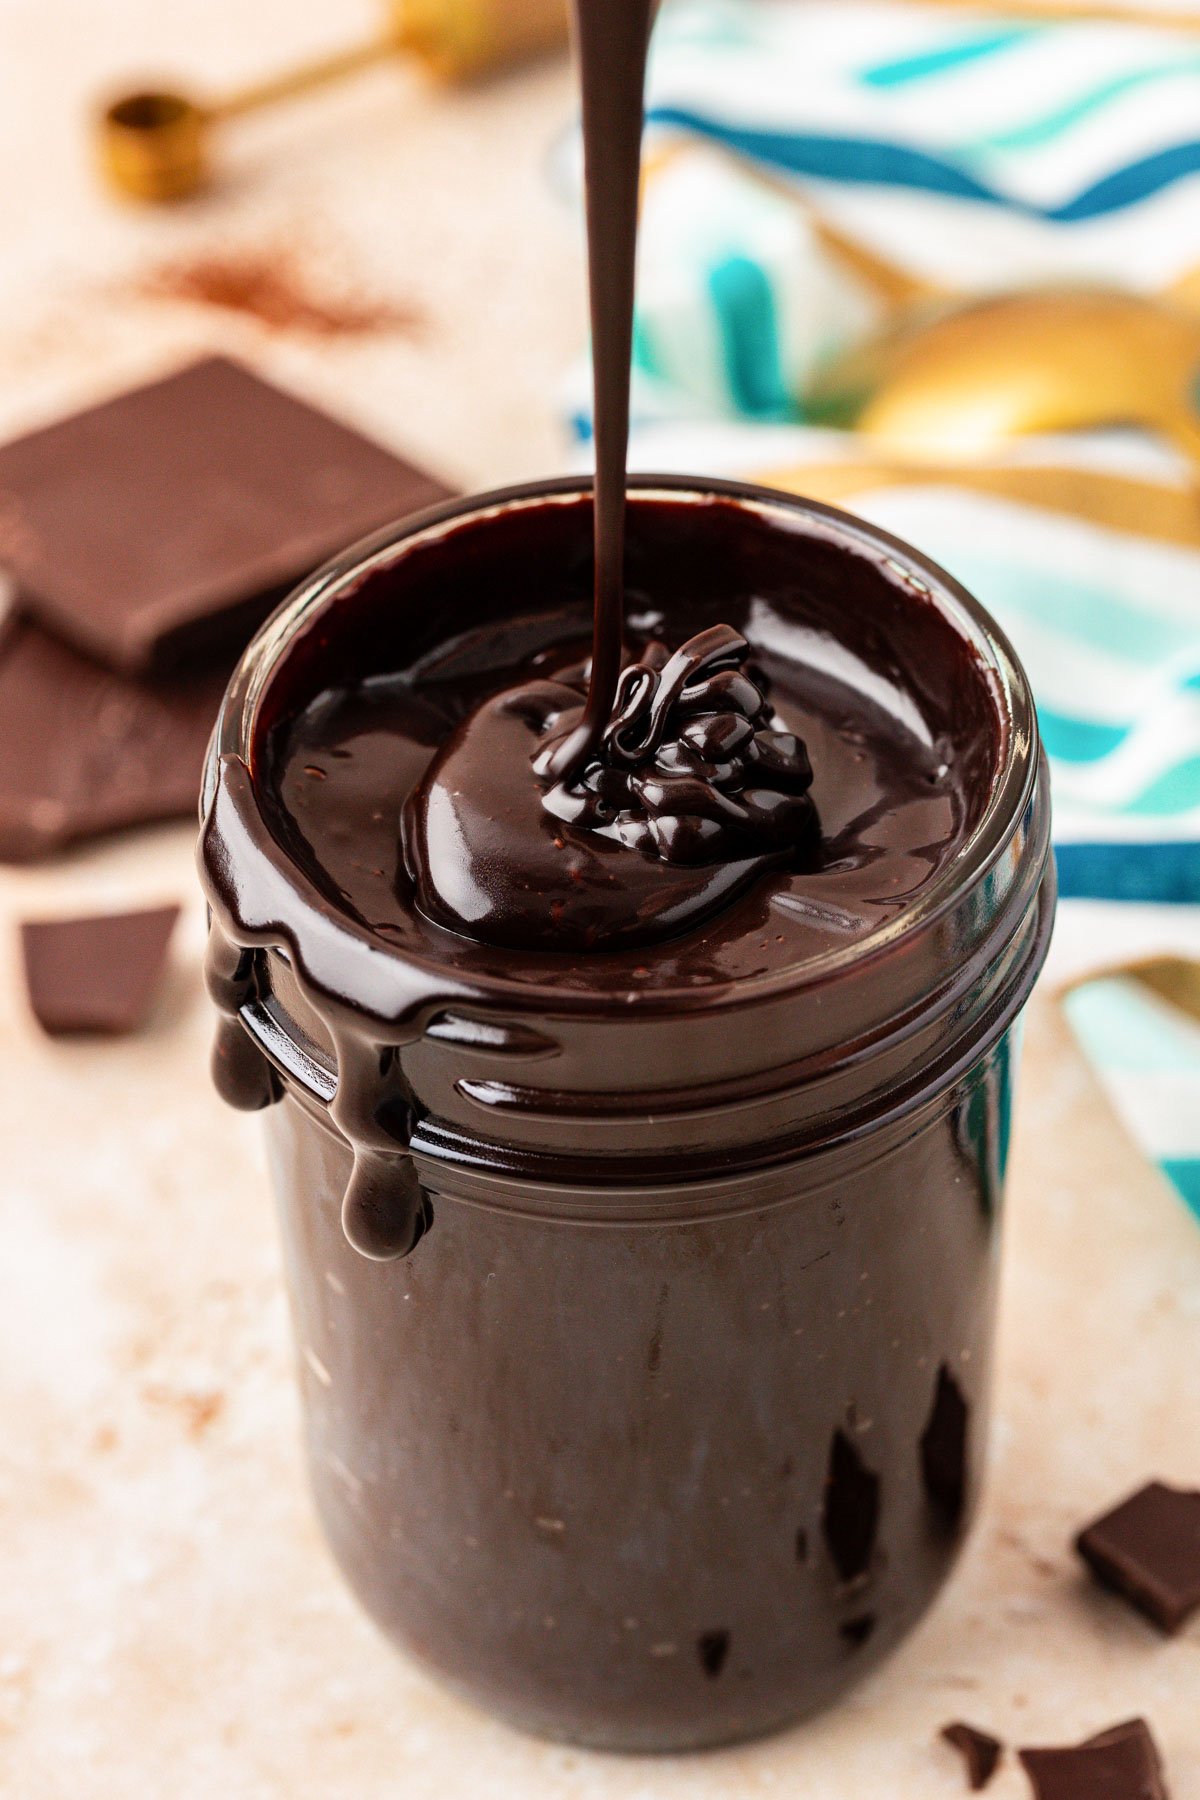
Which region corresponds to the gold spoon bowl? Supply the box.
[810,287,1200,468]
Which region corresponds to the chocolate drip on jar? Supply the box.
[201,753,438,1262]
[327,1029,432,1262]
[204,927,282,1113]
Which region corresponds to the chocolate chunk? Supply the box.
[0,619,227,862]
[1018,1718,1169,1800]
[21,906,180,1035]
[0,355,453,673]
[942,1722,1003,1791]
[839,1612,875,1649]
[1076,1481,1200,1634]
[921,1363,970,1528]
[822,1428,881,1583]
[696,1630,729,1677]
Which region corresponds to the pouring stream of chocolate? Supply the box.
[403,0,817,949]
[538,0,654,782]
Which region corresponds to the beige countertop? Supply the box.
[1,1,1198,1793]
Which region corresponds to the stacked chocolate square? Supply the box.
[0,354,453,861]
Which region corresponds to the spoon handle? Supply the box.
[920,0,1200,33]
[212,36,401,124]
[1062,959,1200,1027]
[1159,394,1200,472]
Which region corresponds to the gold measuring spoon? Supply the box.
[97,0,568,201]
[808,287,1200,467]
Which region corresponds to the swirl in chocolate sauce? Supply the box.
[538,624,816,865]
[400,621,818,950]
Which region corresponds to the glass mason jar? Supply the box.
[199,477,1054,1752]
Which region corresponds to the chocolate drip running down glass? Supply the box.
[199,0,1055,1757]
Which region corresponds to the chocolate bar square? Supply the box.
[0,356,453,673]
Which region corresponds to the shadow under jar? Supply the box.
[199,477,1054,1752]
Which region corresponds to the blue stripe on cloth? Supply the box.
[1037,708,1129,764]
[1058,140,1200,221]
[1160,1157,1200,1220]
[1055,841,1200,903]
[861,28,1033,90]
[646,106,1200,220]
[707,254,790,417]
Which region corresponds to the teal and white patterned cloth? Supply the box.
[616,419,1200,909]
[1063,967,1200,1219]
[567,0,1200,906]
[568,0,1200,1217]
[639,0,1200,343]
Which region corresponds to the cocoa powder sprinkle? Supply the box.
[138,251,424,339]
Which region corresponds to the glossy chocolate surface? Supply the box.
[264,492,998,987]
[404,622,819,950]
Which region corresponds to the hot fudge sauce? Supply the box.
[201,477,1053,1749]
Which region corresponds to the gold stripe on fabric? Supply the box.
[756,460,1200,552]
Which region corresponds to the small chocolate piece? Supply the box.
[0,619,227,862]
[1018,1718,1169,1800]
[942,1721,1003,1791]
[921,1363,970,1528]
[1076,1480,1200,1634]
[696,1630,730,1677]
[21,906,180,1035]
[822,1428,881,1583]
[0,355,453,672]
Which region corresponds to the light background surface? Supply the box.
[0,1,1197,1793]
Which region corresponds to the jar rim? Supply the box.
[206,473,1041,1023]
